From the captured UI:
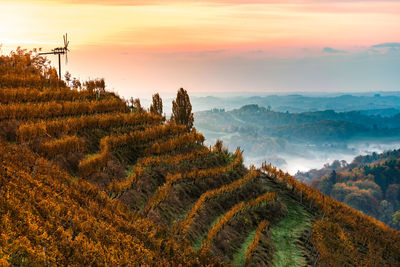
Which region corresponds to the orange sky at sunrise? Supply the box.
[1,0,400,99]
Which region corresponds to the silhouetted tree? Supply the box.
[64,71,72,86]
[72,78,82,90]
[170,88,194,131]
[84,78,105,93]
[150,93,163,116]
[130,97,144,113]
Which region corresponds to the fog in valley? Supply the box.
[177,92,400,177]
[242,140,400,175]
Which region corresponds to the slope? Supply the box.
[1,48,400,266]
[303,150,400,230]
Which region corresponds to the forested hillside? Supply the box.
[195,104,400,143]
[194,104,400,171]
[190,94,400,114]
[296,149,400,230]
[1,48,399,266]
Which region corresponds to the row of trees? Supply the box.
[144,149,243,213]
[137,146,210,168]
[107,147,211,196]
[17,112,162,141]
[201,192,277,250]
[311,157,400,229]
[101,123,186,152]
[2,48,195,135]
[131,89,194,131]
[146,130,204,154]
[0,88,94,104]
[0,140,220,266]
[78,123,187,177]
[245,220,270,266]
[202,202,245,249]
[0,98,127,120]
[78,149,111,177]
[166,148,242,184]
[261,163,400,266]
[0,47,65,89]
[39,135,87,158]
[177,169,260,235]
[0,48,236,265]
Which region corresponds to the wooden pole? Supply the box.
[58,53,61,80]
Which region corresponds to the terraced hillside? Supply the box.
[1,49,400,266]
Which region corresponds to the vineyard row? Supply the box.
[178,169,260,235]
[0,98,127,120]
[0,88,95,104]
[201,192,277,249]
[18,112,162,141]
[144,150,244,212]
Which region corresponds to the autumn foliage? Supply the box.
[179,169,260,234]
[261,163,400,266]
[0,98,127,120]
[245,220,270,266]
[0,88,94,104]
[1,48,399,266]
[149,93,163,116]
[18,112,162,141]
[144,150,243,212]
[201,193,277,249]
[170,88,194,131]
[108,148,211,196]
[39,135,87,157]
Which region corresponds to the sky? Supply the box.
[1,0,400,99]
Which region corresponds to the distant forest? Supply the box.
[190,93,400,114]
[296,149,400,229]
[195,104,400,165]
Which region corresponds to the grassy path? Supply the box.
[232,230,256,267]
[192,214,224,250]
[270,195,311,267]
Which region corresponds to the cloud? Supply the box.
[42,0,165,5]
[47,0,400,5]
[322,47,346,53]
[372,42,400,48]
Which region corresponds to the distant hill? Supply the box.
[196,104,400,132]
[190,94,400,114]
[1,48,399,266]
[194,104,400,166]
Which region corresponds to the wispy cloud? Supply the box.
[372,42,400,48]
[322,47,346,53]
[38,0,400,5]
[3,0,400,97]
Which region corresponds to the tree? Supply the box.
[129,97,144,113]
[84,78,105,93]
[72,78,82,90]
[393,211,400,227]
[64,71,72,86]
[170,88,194,131]
[150,93,163,116]
[213,139,223,152]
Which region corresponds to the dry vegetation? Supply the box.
[0,48,399,266]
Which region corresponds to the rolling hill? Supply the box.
[1,48,399,266]
[296,149,400,230]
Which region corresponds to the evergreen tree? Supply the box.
[171,88,194,131]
